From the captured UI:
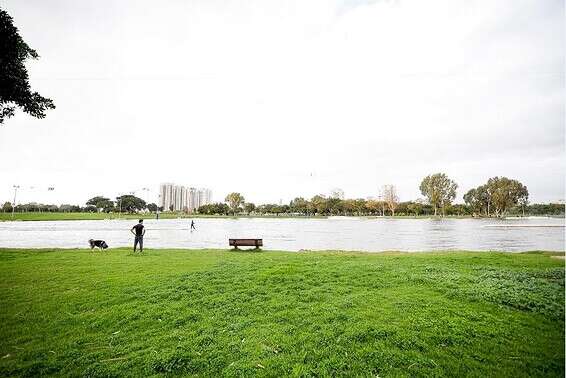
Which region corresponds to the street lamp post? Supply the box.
[118,195,123,219]
[133,187,154,218]
[140,188,150,206]
[140,188,153,218]
[156,194,161,220]
[11,185,20,219]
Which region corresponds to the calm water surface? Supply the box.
[0,217,563,252]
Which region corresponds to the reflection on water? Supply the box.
[0,217,563,252]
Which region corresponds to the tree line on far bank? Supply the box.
[1,174,564,217]
[198,199,563,217]
[3,196,563,217]
[199,174,559,218]
[1,195,158,214]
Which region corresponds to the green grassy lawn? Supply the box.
[0,212,190,222]
[0,212,330,222]
[0,249,564,377]
[2,212,562,222]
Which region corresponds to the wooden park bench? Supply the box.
[229,238,263,250]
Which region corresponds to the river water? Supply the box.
[0,217,563,252]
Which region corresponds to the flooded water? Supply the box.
[0,217,563,252]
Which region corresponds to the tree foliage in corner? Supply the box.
[0,8,55,125]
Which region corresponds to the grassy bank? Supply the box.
[0,249,564,377]
[2,212,563,222]
[0,212,330,222]
[0,212,201,222]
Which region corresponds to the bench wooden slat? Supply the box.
[229,238,263,248]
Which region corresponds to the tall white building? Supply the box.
[188,187,198,212]
[159,183,175,211]
[159,183,212,213]
[201,188,212,204]
[174,186,183,211]
[181,187,188,212]
[194,188,213,210]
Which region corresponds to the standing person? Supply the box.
[190,220,196,231]
[131,219,145,253]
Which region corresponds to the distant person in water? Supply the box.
[131,219,145,253]
[190,220,196,231]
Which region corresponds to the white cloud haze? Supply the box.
[0,0,564,205]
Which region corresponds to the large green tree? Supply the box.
[116,195,146,213]
[463,188,479,214]
[342,199,356,215]
[407,201,423,216]
[463,185,490,216]
[0,9,55,125]
[486,177,528,217]
[311,195,328,215]
[464,177,528,217]
[86,196,114,212]
[327,197,343,215]
[365,199,383,216]
[243,202,256,214]
[225,192,245,214]
[1,201,13,212]
[290,197,309,215]
[381,184,399,216]
[419,173,458,216]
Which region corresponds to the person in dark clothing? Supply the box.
[131,219,145,253]
[190,220,196,231]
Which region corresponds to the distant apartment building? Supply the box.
[159,183,213,212]
[159,183,174,211]
[199,188,212,206]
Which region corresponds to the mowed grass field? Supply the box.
[0,213,330,222]
[0,212,192,222]
[0,249,564,377]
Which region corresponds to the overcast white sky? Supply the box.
[0,0,564,206]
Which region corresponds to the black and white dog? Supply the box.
[89,239,109,250]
